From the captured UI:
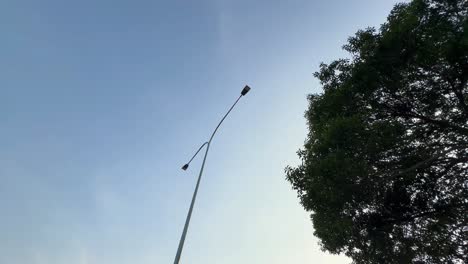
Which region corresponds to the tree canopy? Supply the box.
[286,0,467,263]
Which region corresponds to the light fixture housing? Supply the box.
[241,85,251,96]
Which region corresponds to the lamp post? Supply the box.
[173,85,251,264]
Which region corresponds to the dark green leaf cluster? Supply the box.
[286,0,468,263]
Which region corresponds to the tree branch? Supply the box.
[376,145,467,183]
[406,113,468,135]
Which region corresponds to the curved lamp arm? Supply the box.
[181,85,251,171]
[181,142,208,170]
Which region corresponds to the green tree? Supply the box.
[286,0,468,263]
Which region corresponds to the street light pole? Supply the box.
[173,85,251,264]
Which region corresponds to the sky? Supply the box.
[1,0,401,263]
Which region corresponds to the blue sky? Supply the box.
[1,0,401,263]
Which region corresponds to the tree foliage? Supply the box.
[286,0,468,263]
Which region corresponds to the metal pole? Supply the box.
[173,142,210,264]
[173,86,250,264]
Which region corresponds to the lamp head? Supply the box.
[241,85,251,96]
[181,164,189,171]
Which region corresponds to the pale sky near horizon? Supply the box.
[1,0,401,263]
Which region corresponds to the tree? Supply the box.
[286,0,468,263]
